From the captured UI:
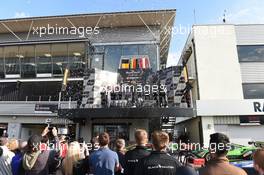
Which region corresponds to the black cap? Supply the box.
[210,133,230,155]
[210,133,230,144]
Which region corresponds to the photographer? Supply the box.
[22,127,61,175]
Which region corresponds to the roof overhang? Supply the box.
[0,9,176,66]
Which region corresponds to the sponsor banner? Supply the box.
[196,99,264,116]
[35,103,58,113]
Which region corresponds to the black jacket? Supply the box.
[124,146,150,175]
[134,151,181,175]
[175,166,198,175]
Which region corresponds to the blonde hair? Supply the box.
[116,139,125,151]
[7,139,19,151]
[63,141,81,175]
[135,129,148,145]
[152,131,169,151]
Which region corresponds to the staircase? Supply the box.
[161,116,176,134]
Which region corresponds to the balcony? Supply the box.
[0,101,77,116]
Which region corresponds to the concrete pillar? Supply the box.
[80,119,92,142]
[201,116,215,147]
[75,123,80,140]
[7,123,22,139]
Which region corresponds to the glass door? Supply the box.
[92,124,129,142]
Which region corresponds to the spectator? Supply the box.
[115,139,126,175]
[22,127,60,175]
[59,135,68,159]
[135,131,181,175]
[42,127,61,175]
[0,146,12,175]
[90,136,99,154]
[199,133,247,175]
[253,148,264,175]
[7,139,19,153]
[0,137,14,175]
[89,132,119,175]
[61,141,87,175]
[124,129,150,175]
[11,141,27,175]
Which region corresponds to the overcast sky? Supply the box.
[0,0,264,66]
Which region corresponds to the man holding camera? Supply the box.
[22,126,61,175]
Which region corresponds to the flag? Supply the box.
[121,59,129,69]
[130,57,137,69]
[140,57,150,69]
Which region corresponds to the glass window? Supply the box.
[4,46,20,75]
[92,125,105,137]
[237,45,264,62]
[139,44,157,70]
[104,45,122,72]
[0,47,4,78]
[36,44,52,75]
[92,124,129,141]
[68,43,85,77]
[91,54,104,70]
[20,45,36,78]
[243,84,264,99]
[52,44,68,76]
[122,45,138,56]
[94,46,104,53]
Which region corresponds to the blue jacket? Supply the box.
[11,152,24,175]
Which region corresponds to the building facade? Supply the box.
[176,24,264,146]
[0,10,185,142]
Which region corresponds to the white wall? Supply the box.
[235,25,264,84]
[235,25,264,45]
[193,25,244,100]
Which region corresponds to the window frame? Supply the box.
[242,83,264,99]
[237,45,264,63]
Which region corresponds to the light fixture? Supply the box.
[73,52,81,56]
[16,54,24,58]
[44,53,52,57]
[249,89,257,92]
